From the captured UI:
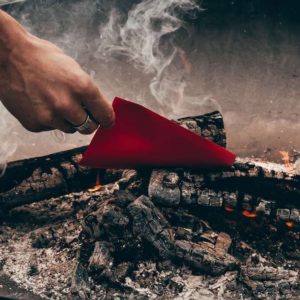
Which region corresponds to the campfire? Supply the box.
[0,111,299,299]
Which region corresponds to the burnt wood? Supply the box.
[0,111,226,209]
[0,146,97,209]
[148,159,300,224]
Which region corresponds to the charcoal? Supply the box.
[148,170,180,207]
[88,241,114,276]
[241,264,299,299]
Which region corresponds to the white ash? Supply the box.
[0,226,76,299]
[236,157,298,177]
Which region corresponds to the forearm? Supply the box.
[0,10,28,66]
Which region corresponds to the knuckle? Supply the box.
[54,100,70,114]
[75,74,93,93]
[36,111,54,126]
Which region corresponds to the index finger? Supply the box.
[77,80,115,128]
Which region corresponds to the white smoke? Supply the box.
[0,103,18,176]
[0,0,25,6]
[96,0,203,116]
[2,0,297,165]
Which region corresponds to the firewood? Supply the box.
[0,146,96,209]
[0,111,226,209]
[241,255,300,299]
[149,159,300,224]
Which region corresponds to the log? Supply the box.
[0,111,225,209]
[0,146,98,209]
[241,256,300,299]
[149,159,300,224]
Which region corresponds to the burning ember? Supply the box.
[286,221,294,228]
[242,210,257,218]
[88,170,102,192]
[224,206,235,212]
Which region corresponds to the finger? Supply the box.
[76,80,115,128]
[50,119,77,134]
[22,123,52,133]
[54,95,98,134]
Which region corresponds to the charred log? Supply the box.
[0,111,225,209]
[0,146,95,209]
[149,160,300,226]
[81,191,238,277]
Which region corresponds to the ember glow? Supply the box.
[242,210,257,218]
[88,170,102,192]
[224,206,235,212]
[286,221,294,228]
[279,151,293,173]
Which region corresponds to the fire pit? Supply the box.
[0,111,299,300]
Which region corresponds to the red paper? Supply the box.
[80,97,236,169]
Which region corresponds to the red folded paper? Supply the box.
[80,97,236,169]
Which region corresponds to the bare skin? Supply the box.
[0,10,115,134]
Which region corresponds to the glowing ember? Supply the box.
[286,221,294,228]
[279,151,293,172]
[224,206,235,212]
[242,210,257,218]
[88,171,102,192]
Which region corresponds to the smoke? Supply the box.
[96,0,203,116]
[0,104,18,176]
[0,0,24,6]
[0,0,205,168]
[1,0,299,165]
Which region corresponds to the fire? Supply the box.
[88,170,102,192]
[242,210,257,218]
[224,206,235,212]
[279,151,293,172]
[286,221,294,228]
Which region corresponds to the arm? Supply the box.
[0,10,115,134]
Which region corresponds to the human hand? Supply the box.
[0,10,115,134]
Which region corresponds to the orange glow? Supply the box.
[224,206,235,212]
[88,171,102,192]
[242,210,257,218]
[286,221,294,228]
[279,151,293,172]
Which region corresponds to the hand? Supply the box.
[0,11,115,134]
